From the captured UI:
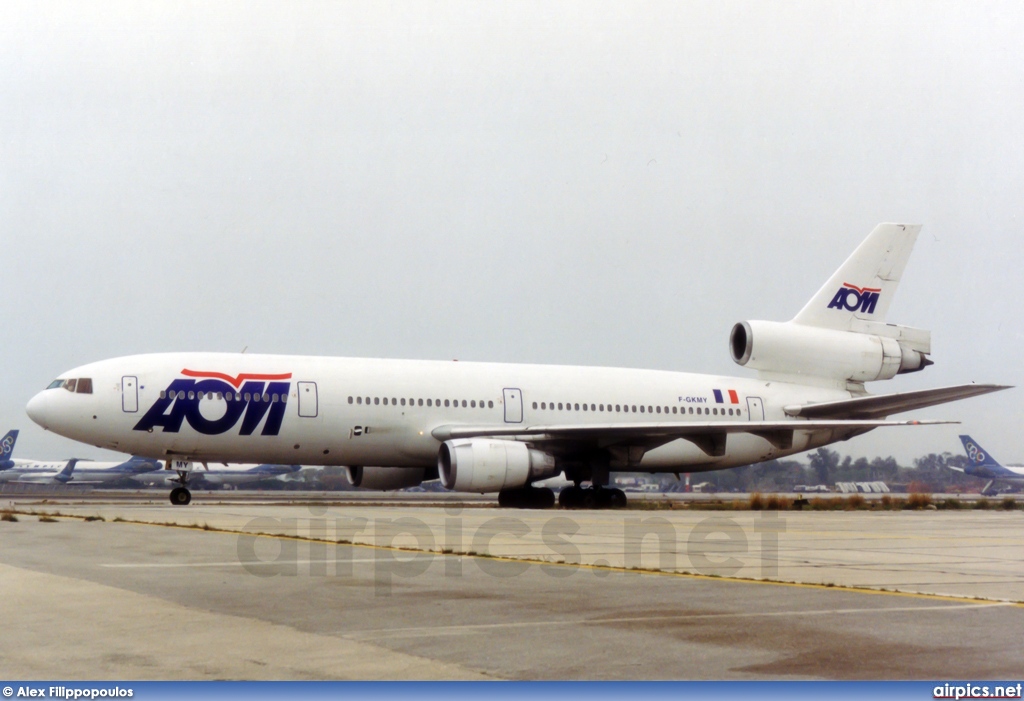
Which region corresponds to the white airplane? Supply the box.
[26,224,1008,507]
[952,435,1024,495]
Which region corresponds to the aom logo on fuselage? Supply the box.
[828,282,881,314]
[134,370,293,436]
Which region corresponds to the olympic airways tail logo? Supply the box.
[133,370,293,436]
[0,436,13,457]
[965,442,986,465]
[828,282,881,314]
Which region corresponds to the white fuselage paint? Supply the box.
[26,352,856,474]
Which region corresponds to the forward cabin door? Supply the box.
[746,396,764,421]
[122,376,138,413]
[297,381,319,418]
[503,388,523,423]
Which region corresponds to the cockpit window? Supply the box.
[63,379,77,393]
[76,378,93,394]
[47,380,65,390]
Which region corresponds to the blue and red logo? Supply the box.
[713,389,739,404]
[828,283,880,314]
[133,370,292,436]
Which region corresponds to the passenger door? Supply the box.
[297,381,318,418]
[122,376,138,413]
[503,388,523,423]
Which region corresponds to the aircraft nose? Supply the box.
[26,391,53,429]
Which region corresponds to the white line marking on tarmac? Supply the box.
[346,602,1015,640]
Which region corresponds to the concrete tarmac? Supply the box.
[1,497,1022,680]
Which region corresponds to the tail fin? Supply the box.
[792,223,922,330]
[0,430,19,461]
[958,435,1011,476]
[55,458,78,483]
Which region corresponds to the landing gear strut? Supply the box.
[497,486,556,509]
[558,485,627,509]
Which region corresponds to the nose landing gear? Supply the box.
[167,460,193,506]
[169,486,191,505]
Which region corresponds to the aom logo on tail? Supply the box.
[134,370,293,436]
[828,282,881,314]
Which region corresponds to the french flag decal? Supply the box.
[713,389,740,404]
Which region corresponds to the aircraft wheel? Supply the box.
[608,488,628,509]
[559,486,583,509]
[531,487,556,509]
[497,489,521,508]
[169,487,192,506]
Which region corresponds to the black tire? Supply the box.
[531,487,556,509]
[169,487,192,506]
[497,489,521,508]
[559,486,582,509]
[609,488,628,509]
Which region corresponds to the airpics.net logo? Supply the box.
[933,683,1023,699]
[827,282,881,314]
[234,508,786,597]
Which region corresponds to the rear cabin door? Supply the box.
[746,396,764,421]
[122,376,138,413]
[297,382,319,418]
[503,388,523,423]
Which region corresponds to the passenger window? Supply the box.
[462,400,467,408]
[487,400,494,408]
[418,399,424,406]
[531,402,536,409]
[574,403,579,411]
[557,403,563,410]
[427,399,433,407]
[444,400,450,407]
[656,406,661,414]
[374,397,380,405]
[583,404,588,411]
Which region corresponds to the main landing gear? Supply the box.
[558,485,627,509]
[497,486,557,509]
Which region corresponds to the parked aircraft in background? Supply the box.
[0,430,18,470]
[138,462,304,488]
[26,224,1009,507]
[954,435,1024,495]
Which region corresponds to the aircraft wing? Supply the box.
[432,418,953,458]
[782,384,1010,420]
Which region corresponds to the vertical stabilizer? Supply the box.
[792,223,921,330]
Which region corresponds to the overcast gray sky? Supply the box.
[2,1,1021,464]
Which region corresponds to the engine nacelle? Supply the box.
[438,439,558,493]
[345,466,426,491]
[730,320,931,382]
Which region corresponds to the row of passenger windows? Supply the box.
[158,390,287,403]
[344,394,741,417]
[532,401,741,416]
[348,396,495,409]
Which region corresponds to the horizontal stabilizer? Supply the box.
[783,384,1010,420]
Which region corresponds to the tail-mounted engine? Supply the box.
[730,320,932,383]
